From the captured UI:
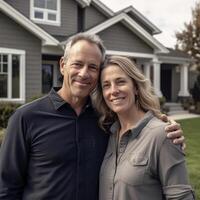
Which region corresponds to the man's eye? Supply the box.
[72,63,82,67]
[89,65,98,71]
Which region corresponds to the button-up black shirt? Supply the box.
[0,88,109,200]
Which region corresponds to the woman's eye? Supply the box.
[102,84,109,89]
[117,80,125,84]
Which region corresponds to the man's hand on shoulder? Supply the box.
[159,114,186,151]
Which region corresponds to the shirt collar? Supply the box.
[48,87,92,111]
[110,111,154,139]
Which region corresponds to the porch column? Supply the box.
[178,64,190,97]
[143,63,151,80]
[152,59,162,97]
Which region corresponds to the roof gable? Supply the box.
[85,12,169,53]
[0,0,59,46]
[117,6,161,35]
[76,0,114,17]
[91,0,114,17]
[76,0,91,7]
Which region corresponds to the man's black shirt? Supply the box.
[0,88,109,200]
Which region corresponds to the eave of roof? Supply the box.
[157,48,192,63]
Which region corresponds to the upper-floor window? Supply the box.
[30,0,61,26]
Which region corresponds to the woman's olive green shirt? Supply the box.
[99,112,195,200]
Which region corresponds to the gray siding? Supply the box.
[85,5,108,30]
[0,11,42,101]
[5,0,78,37]
[5,0,30,17]
[98,22,154,53]
[38,0,77,36]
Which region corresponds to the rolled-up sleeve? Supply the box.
[159,138,195,199]
[0,110,29,199]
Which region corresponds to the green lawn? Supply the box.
[0,129,5,145]
[178,117,200,199]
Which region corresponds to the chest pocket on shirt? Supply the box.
[119,154,148,186]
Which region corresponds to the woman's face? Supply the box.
[101,64,137,115]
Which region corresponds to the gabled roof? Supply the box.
[157,48,191,63]
[0,0,59,46]
[76,0,114,17]
[76,0,91,8]
[85,12,169,53]
[91,0,114,17]
[116,6,161,35]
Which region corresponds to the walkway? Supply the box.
[169,113,200,120]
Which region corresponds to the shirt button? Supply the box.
[109,186,113,190]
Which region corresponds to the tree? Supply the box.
[176,1,200,71]
[191,73,200,113]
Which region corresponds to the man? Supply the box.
[0,33,184,200]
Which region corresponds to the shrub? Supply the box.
[191,73,200,113]
[159,96,169,114]
[0,102,20,128]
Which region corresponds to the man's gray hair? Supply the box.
[63,33,106,65]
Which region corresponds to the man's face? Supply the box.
[60,40,102,100]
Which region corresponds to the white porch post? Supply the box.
[143,63,151,80]
[152,59,162,97]
[178,64,190,97]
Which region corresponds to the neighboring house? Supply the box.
[0,0,191,103]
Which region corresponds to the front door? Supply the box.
[161,66,172,101]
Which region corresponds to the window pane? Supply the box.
[42,64,53,94]
[48,13,56,21]
[3,55,8,62]
[34,0,45,8]
[47,0,57,10]
[12,55,20,98]
[3,64,7,73]
[34,11,44,19]
[0,74,7,98]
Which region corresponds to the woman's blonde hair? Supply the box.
[92,55,161,131]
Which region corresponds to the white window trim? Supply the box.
[30,0,61,26]
[0,48,26,104]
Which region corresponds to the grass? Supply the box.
[0,128,5,145]
[178,117,200,199]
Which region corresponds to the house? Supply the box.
[0,0,192,103]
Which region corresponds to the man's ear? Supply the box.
[60,56,65,75]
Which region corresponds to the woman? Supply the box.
[93,56,195,200]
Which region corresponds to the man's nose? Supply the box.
[79,66,89,78]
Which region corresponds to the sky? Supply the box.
[101,0,198,48]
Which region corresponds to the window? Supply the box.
[30,0,61,26]
[0,48,25,103]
